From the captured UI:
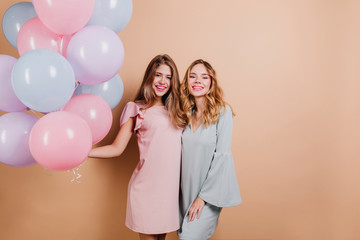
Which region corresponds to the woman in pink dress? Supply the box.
[89,54,186,240]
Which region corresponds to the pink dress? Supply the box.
[119,102,182,234]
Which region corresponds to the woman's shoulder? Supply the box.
[215,104,232,125]
[125,101,136,106]
[220,104,233,117]
[120,102,145,129]
[121,102,142,116]
[213,104,233,131]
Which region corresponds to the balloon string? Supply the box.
[43,167,55,176]
[42,165,82,183]
[69,164,82,183]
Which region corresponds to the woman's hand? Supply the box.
[188,196,205,222]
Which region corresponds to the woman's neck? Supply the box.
[153,97,164,106]
[194,96,206,117]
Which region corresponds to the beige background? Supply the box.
[1,0,360,239]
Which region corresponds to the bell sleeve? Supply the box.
[198,105,242,207]
[119,102,144,132]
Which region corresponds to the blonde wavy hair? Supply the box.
[181,59,232,128]
[134,54,187,128]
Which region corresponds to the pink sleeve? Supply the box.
[119,102,144,132]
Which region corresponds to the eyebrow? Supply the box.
[190,72,209,76]
[155,72,172,76]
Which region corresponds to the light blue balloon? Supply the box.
[11,49,76,113]
[86,0,133,33]
[74,74,124,109]
[2,2,37,48]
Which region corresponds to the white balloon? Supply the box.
[87,0,133,33]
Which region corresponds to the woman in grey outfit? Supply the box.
[178,59,242,240]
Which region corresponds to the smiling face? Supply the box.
[152,64,172,97]
[188,63,211,98]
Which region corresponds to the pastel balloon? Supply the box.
[0,112,38,167]
[74,74,124,109]
[29,111,92,171]
[32,0,94,35]
[87,0,133,33]
[17,17,59,56]
[2,2,37,48]
[11,49,76,113]
[67,25,124,85]
[63,94,113,144]
[60,34,73,58]
[0,55,27,112]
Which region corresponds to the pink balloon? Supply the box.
[29,111,92,171]
[60,34,73,58]
[32,0,94,35]
[62,94,113,144]
[17,17,59,56]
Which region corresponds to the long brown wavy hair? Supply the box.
[180,59,232,128]
[134,54,186,128]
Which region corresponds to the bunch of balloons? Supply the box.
[0,0,132,171]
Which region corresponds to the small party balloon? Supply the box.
[63,94,113,144]
[32,0,94,35]
[29,111,92,171]
[17,17,60,56]
[0,112,38,167]
[11,49,76,112]
[74,74,124,109]
[67,25,124,85]
[87,0,133,33]
[0,55,27,112]
[2,2,37,48]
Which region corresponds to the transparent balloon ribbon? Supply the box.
[68,164,82,183]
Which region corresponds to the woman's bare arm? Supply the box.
[88,118,134,158]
